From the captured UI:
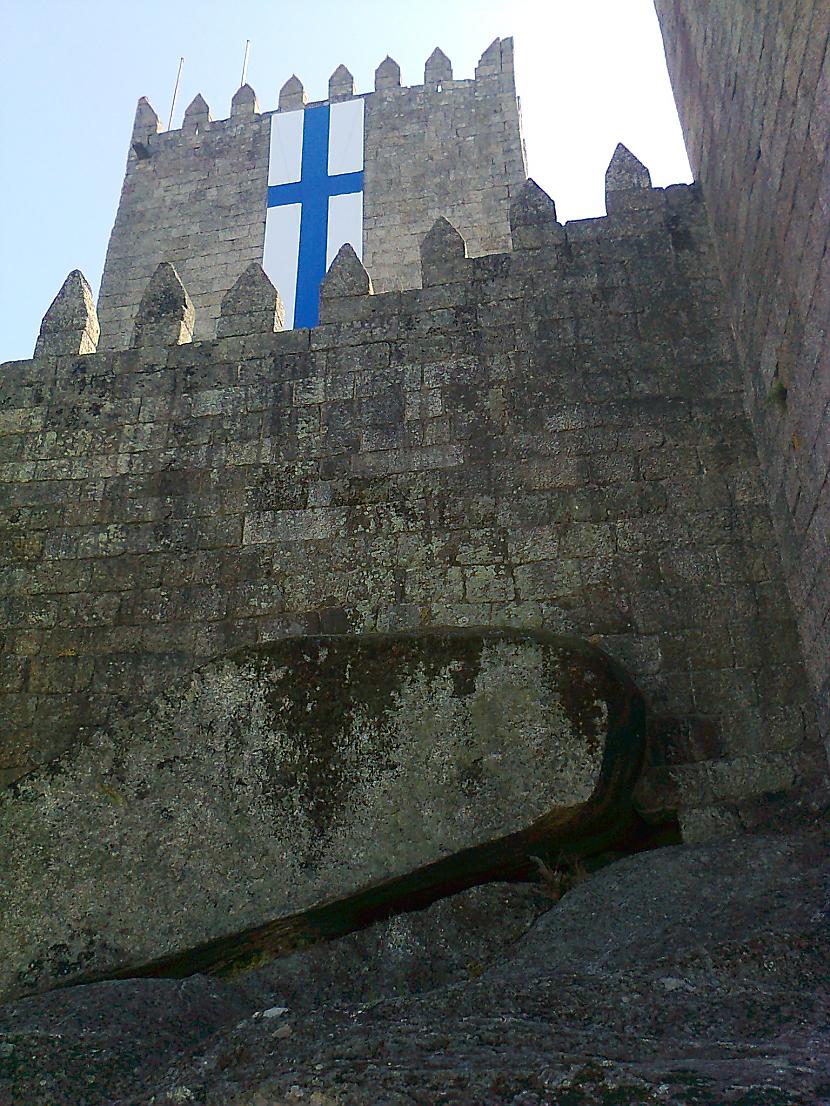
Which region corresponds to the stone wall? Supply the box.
[96,40,525,351]
[653,0,830,753]
[96,96,271,350]
[1,176,821,836]
[363,38,526,293]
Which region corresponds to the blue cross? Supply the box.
[267,104,364,328]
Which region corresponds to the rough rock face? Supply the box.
[0,831,826,1105]
[0,883,553,1106]
[0,629,640,1002]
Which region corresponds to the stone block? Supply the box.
[217,263,284,338]
[34,271,99,358]
[330,249,374,300]
[328,64,355,102]
[420,217,468,286]
[230,83,259,118]
[182,93,211,135]
[605,143,654,215]
[374,56,401,91]
[509,179,565,250]
[278,75,306,111]
[424,47,453,87]
[131,262,195,348]
[130,96,161,158]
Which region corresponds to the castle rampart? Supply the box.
[1,170,821,839]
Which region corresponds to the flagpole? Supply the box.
[167,57,185,131]
[240,40,251,86]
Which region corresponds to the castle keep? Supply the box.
[0,25,827,1004]
[96,40,524,347]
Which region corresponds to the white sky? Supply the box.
[0,0,691,361]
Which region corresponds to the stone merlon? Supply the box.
[328,64,355,102]
[231,83,259,117]
[34,270,99,358]
[420,217,468,285]
[425,47,453,86]
[279,75,307,111]
[509,179,564,250]
[182,93,211,134]
[375,56,401,91]
[131,261,195,348]
[217,262,284,338]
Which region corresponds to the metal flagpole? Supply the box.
[240,40,251,87]
[167,57,185,130]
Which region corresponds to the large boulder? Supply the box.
[0,629,644,1001]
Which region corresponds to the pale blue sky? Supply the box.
[0,0,690,362]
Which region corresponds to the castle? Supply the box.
[1,9,827,1007]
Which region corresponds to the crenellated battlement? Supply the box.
[5,157,820,833]
[131,38,516,143]
[4,27,824,846]
[46,149,684,357]
[120,37,517,177]
[95,39,525,351]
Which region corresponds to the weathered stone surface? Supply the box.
[130,95,161,155]
[182,92,211,134]
[278,74,306,111]
[33,270,99,357]
[509,178,564,250]
[604,143,656,216]
[374,55,400,91]
[239,881,552,1009]
[653,1,830,751]
[98,92,273,347]
[0,882,552,1105]
[328,63,354,101]
[476,37,504,77]
[605,142,652,194]
[131,260,194,347]
[0,629,639,1001]
[1,831,826,1105]
[1,180,820,824]
[363,38,525,297]
[0,977,252,1106]
[475,37,514,79]
[217,262,284,337]
[425,46,453,86]
[319,242,372,306]
[230,83,258,117]
[420,216,468,284]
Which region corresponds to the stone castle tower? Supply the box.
[97,40,525,347]
[1,17,827,1005]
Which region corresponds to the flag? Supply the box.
[264,100,365,328]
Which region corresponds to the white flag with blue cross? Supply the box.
[264,99,364,328]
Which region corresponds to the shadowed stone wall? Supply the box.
[653,0,830,754]
[1,180,821,837]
